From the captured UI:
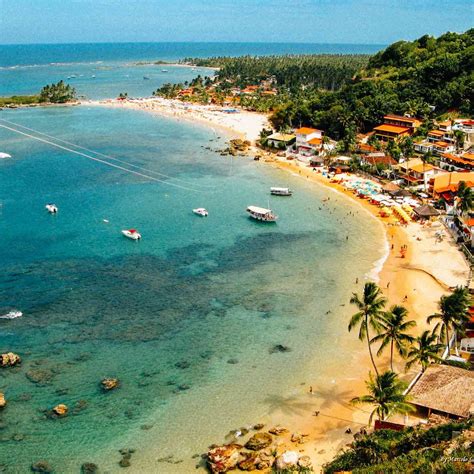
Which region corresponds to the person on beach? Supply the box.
[309,386,313,394]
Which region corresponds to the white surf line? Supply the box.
[0,118,216,190]
[0,123,202,192]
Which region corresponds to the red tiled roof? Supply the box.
[295,127,321,135]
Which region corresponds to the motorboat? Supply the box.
[122,229,141,240]
[193,208,209,217]
[246,206,277,222]
[270,187,292,196]
[0,152,12,159]
[161,69,168,73]
[45,203,58,213]
[143,76,150,80]
[0,310,22,320]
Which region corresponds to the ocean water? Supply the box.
[0,42,385,99]
[0,45,385,473]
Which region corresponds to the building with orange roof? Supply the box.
[373,124,411,142]
[295,127,324,155]
[440,153,474,172]
[396,158,443,187]
[433,141,456,155]
[383,115,422,130]
[431,172,474,198]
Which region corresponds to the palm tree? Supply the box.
[405,330,443,372]
[453,129,465,152]
[420,151,434,192]
[351,371,415,425]
[456,181,473,216]
[370,305,416,371]
[427,286,470,355]
[349,282,387,376]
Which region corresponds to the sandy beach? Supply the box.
[85,98,470,471]
[85,97,270,142]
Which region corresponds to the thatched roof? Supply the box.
[413,205,441,218]
[408,365,474,418]
[392,189,412,197]
[382,182,400,193]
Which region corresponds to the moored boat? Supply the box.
[193,208,209,217]
[270,187,292,196]
[246,206,278,222]
[45,203,58,213]
[122,229,141,240]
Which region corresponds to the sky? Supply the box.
[0,0,472,45]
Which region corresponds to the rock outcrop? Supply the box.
[81,463,98,473]
[52,404,68,417]
[101,378,119,391]
[244,432,273,451]
[275,450,299,470]
[0,393,6,409]
[0,352,21,367]
[207,444,242,473]
[31,460,53,473]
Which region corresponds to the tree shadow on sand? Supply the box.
[262,394,318,416]
[311,385,354,411]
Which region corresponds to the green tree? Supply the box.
[351,371,414,425]
[39,80,76,103]
[349,282,387,376]
[427,286,470,355]
[456,181,473,216]
[453,129,465,152]
[405,330,444,372]
[370,305,416,371]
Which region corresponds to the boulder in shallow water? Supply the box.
[275,451,299,470]
[0,352,21,368]
[207,444,243,473]
[268,426,289,436]
[245,432,273,451]
[81,463,98,474]
[101,378,119,391]
[25,369,55,385]
[0,393,6,409]
[31,460,53,473]
[238,453,259,471]
[269,344,291,354]
[52,404,68,417]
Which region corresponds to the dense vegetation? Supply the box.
[323,418,473,473]
[0,95,40,106]
[39,80,76,103]
[158,30,473,145]
[181,54,370,91]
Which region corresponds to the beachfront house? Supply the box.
[396,158,442,188]
[294,127,324,156]
[267,132,296,149]
[407,365,474,420]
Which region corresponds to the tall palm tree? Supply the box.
[370,305,416,371]
[351,370,415,425]
[405,330,444,372]
[427,286,470,355]
[349,282,387,376]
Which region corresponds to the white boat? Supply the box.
[122,229,141,240]
[270,187,292,196]
[45,203,58,213]
[0,310,22,320]
[161,69,168,73]
[0,152,12,159]
[193,208,209,217]
[246,206,278,222]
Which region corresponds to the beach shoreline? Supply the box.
[82,98,470,471]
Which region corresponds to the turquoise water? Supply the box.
[0,48,385,472]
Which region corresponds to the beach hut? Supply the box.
[413,205,440,220]
[407,365,474,419]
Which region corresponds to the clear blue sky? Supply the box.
[1,0,472,45]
